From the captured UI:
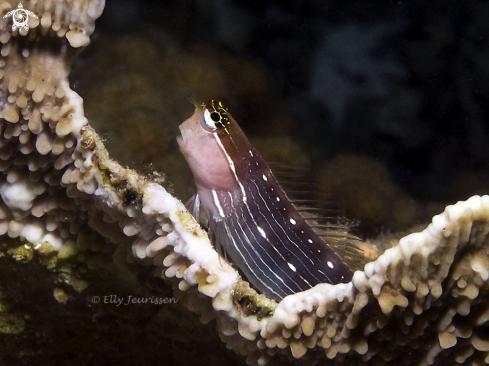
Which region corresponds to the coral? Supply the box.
[254,196,489,365]
[1,1,489,366]
[0,0,107,251]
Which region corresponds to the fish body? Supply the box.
[177,101,353,301]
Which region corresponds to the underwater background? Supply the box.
[73,0,489,239]
[2,0,489,365]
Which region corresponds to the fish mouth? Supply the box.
[177,120,194,145]
[177,123,188,146]
[177,108,208,151]
[176,135,188,157]
[176,124,194,156]
[176,134,184,146]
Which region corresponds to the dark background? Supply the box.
[72,0,489,235]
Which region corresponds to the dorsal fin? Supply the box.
[269,163,368,272]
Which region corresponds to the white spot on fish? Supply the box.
[318,250,321,253]
[257,226,267,238]
[288,262,297,272]
[327,261,334,269]
[276,197,280,202]
[212,189,225,217]
[308,239,313,243]
[249,150,253,157]
[290,218,296,225]
[262,174,268,181]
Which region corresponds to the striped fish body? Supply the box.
[177,101,353,301]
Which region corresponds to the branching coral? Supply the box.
[0,1,488,365]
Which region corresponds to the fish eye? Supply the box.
[201,100,229,131]
[203,109,222,130]
[210,112,221,122]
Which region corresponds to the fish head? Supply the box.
[177,102,238,191]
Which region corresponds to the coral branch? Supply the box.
[1,1,488,365]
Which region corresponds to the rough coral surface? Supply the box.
[1,1,489,366]
[249,196,489,365]
[0,0,104,250]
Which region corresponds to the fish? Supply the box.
[177,100,354,301]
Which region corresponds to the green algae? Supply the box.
[233,279,276,320]
[7,243,34,263]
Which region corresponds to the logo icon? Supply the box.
[3,3,38,32]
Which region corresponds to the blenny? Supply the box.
[177,100,354,301]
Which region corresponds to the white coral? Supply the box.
[1,1,489,365]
